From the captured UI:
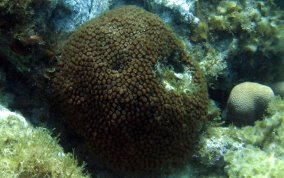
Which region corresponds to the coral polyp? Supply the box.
[51,5,208,175]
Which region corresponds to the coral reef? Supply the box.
[143,0,199,36]
[51,5,208,175]
[272,81,284,97]
[197,126,243,168]
[275,0,284,9]
[225,82,274,126]
[52,0,111,32]
[0,0,41,74]
[0,0,62,112]
[144,0,198,23]
[207,0,284,56]
[225,146,284,178]
[0,104,89,177]
[197,97,284,177]
[190,44,228,89]
[0,0,33,27]
[191,0,284,101]
[0,0,282,177]
[0,0,77,126]
[225,97,284,177]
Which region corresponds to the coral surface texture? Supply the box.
[51,5,208,174]
[226,82,274,126]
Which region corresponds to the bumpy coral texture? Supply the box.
[52,6,208,174]
[226,82,274,126]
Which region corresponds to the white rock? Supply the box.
[0,104,28,127]
[55,0,111,32]
[145,0,199,24]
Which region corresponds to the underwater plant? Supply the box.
[0,104,89,178]
[197,97,284,177]
[206,0,284,55]
[191,0,284,94]
[0,0,61,75]
[189,44,228,89]
[225,97,284,177]
[51,5,208,175]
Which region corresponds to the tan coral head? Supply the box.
[225,82,274,126]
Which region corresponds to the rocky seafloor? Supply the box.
[0,0,283,177]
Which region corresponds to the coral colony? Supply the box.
[0,0,283,177]
[51,6,208,174]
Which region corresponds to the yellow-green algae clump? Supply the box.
[225,97,284,177]
[197,97,284,177]
[0,105,89,178]
[191,0,284,89]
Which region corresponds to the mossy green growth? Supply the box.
[191,21,209,42]
[0,0,32,12]
[192,0,284,87]
[206,0,284,55]
[0,0,33,25]
[192,44,228,89]
[195,100,241,168]
[0,105,90,178]
[237,96,284,151]
[154,60,198,96]
[225,146,284,178]
[224,97,284,177]
[197,126,242,167]
[188,40,230,90]
[196,97,284,177]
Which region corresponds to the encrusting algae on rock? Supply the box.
[197,97,284,177]
[0,104,89,178]
[51,5,208,175]
[0,0,283,177]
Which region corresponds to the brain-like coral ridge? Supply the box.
[51,5,208,174]
[226,82,274,126]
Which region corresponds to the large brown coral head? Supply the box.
[51,5,208,175]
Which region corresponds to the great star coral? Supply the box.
[51,5,208,175]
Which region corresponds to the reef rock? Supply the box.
[53,0,111,32]
[0,104,89,178]
[145,0,198,24]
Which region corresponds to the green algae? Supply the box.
[0,106,90,178]
[197,97,284,177]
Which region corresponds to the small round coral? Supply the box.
[225,82,274,126]
[51,6,208,174]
